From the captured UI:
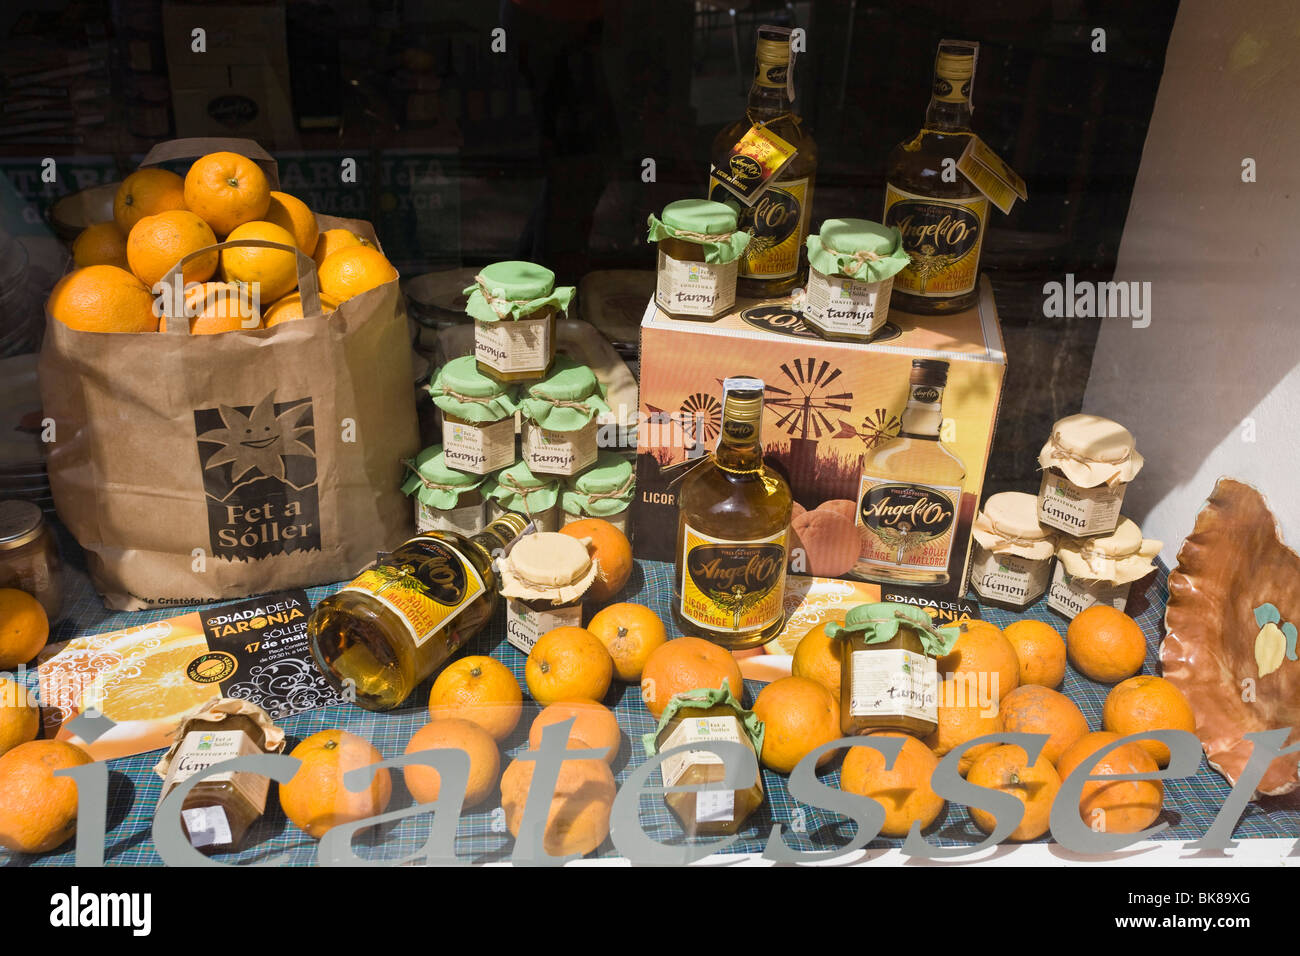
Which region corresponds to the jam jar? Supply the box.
[428,356,519,475]
[518,356,610,477]
[466,260,574,384]
[498,531,598,654]
[1048,517,1161,619]
[647,198,751,321]
[802,217,910,341]
[561,450,635,533]
[483,459,563,532]
[1037,414,1144,538]
[401,445,487,536]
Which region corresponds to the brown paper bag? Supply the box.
[38,137,418,610]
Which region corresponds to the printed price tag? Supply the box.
[709,123,799,206]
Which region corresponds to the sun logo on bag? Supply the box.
[197,391,315,484]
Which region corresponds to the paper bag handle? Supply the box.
[138,137,281,190]
[158,238,322,334]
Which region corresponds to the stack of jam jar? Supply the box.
[403,260,636,537]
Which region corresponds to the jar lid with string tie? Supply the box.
[803,218,911,340]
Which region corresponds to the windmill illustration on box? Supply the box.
[764,358,854,488]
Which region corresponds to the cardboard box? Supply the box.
[632,275,1007,600]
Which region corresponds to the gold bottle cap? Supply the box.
[720,377,764,443]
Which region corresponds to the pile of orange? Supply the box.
[52,150,397,336]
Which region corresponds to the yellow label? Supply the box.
[883,184,987,298]
[680,525,788,633]
[855,476,961,572]
[709,176,811,281]
[956,136,1027,214]
[711,124,799,204]
[342,537,486,648]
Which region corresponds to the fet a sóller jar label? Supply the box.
[655,250,737,318]
[475,316,551,375]
[803,268,891,337]
[415,499,484,537]
[848,648,937,723]
[442,416,516,474]
[523,420,598,476]
[1046,561,1131,619]
[1037,469,1125,537]
[969,543,1051,608]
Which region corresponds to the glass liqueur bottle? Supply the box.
[308,512,527,710]
[709,25,818,299]
[883,39,988,314]
[675,377,792,650]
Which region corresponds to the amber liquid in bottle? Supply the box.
[709,26,818,299]
[308,513,527,710]
[883,40,988,315]
[675,379,792,649]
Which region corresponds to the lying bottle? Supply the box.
[308,512,528,710]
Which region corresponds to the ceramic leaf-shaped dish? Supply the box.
[1160,478,1300,796]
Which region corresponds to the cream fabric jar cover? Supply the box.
[969,491,1057,608]
[1037,413,1144,537]
[1047,517,1162,618]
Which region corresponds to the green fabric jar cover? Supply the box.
[641,682,764,758]
[428,355,519,423]
[483,459,562,518]
[400,446,485,509]
[519,355,611,432]
[805,218,911,283]
[562,451,634,518]
[464,260,576,323]
[646,199,752,265]
[824,601,960,656]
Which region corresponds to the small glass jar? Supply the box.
[1047,517,1161,619]
[643,685,764,837]
[968,492,1057,609]
[428,356,519,475]
[518,356,610,477]
[466,260,574,384]
[0,500,62,622]
[498,531,598,654]
[1037,414,1144,537]
[561,450,635,534]
[647,199,750,322]
[484,459,563,533]
[401,446,487,535]
[802,218,911,342]
[828,602,958,739]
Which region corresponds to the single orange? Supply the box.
[72,221,128,270]
[279,729,391,839]
[312,227,366,269]
[183,151,271,236]
[126,209,218,288]
[403,718,500,809]
[263,190,319,255]
[753,675,840,774]
[263,291,340,327]
[1056,730,1163,834]
[528,699,621,763]
[160,280,260,334]
[925,678,1004,775]
[0,677,39,758]
[525,627,614,706]
[1102,675,1196,767]
[0,740,92,853]
[559,518,633,603]
[219,221,300,302]
[500,754,615,857]
[999,684,1090,767]
[428,655,523,741]
[840,731,944,837]
[0,589,49,669]
[966,744,1061,841]
[1067,605,1148,684]
[317,245,398,303]
[640,636,745,719]
[47,265,158,334]
[937,620,1020,702]
[586,602,667,682]
[1002,619,1067,689]
[791,620,843,699]
[113,168,186,234]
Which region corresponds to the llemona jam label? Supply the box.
[655,251,738,317]
[679,525,788,633]
[710,176,810,281]
[969,546,1051,606]
[475,316,552,375]
[1046,562,1130,618]
[856,477,961,573]
[443,417,516,474]
[848,648,938,723]
[1037,469,1125,536]
[340,538,485,648]
[505,597,582,655]
[883,184,987,298]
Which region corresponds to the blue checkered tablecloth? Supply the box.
[4,546,1298,866]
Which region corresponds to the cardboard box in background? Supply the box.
[632,276,1007,601]
[163,2,297,147]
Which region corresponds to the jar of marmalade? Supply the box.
[466,260,575,384]
[401,445,487,536]
[0,500,62,621]
[483,460,563,532]
[518,356,611,477]
[428,356,519,475]
[827,602,958,738]
[642,684,764,837]
[647,199,751,321]
[498,531,598,654]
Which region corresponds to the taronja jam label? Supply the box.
[655,250,738,317]
[680,525,787,633]
[856,477,960,573]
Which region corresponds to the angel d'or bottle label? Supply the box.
[856,479,960,574]
[679,525,787,633]
[882,185,988,298]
